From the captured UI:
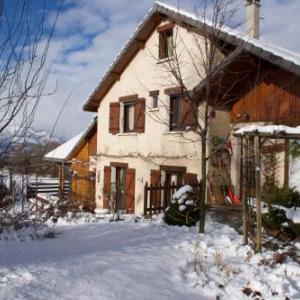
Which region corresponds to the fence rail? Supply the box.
[27,180,69,199]
[144,181,202,217]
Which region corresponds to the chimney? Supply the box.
[245,0,260,39]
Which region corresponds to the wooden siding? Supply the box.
[231,68,300,126]
[69,128,97,211]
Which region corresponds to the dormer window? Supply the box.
[158,23,174,60]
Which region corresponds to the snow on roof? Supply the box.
[44,132,84,162]
[83,1,300,112]
[45,117,97,162]
[234,125,300,136]
[155,1,300,66]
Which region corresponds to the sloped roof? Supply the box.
[45,118,97,163]
[83,1,300,112]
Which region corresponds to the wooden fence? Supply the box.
[144,181,202,216]
[27,180,70,199]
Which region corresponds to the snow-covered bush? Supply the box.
[164,185,200,227]
[40,196,83,223]
[0,210,58,241]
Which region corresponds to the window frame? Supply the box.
[123,101,136,133]
[159,28,174,60]
[169,94,183,131]
[149,90,159,110]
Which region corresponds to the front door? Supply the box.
[113,167,126,211]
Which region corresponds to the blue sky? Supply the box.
[10,0,300,139]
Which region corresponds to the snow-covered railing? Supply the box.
[234,125,300,138]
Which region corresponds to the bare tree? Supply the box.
[156,0,244,232]
[0,0,60,152]
[0,0,60,215]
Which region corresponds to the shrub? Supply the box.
[263,207,288,230]
[164,185,200,227]
[267,186,300,208]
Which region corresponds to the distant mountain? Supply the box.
[0,127,64,154]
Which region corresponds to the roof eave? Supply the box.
[82,5,161,112]
[83,2,300,112]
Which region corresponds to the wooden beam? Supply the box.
[234,132,300,139]
[134,38,145,49]
[284,139,289,189]
[254,136,262,253]
[119,94,138,102]
[157,22,175,33]
[110,72,121,81]
[164,86,182,95]
[242,137,249,245]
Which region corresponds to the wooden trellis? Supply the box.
[234,126,300,252]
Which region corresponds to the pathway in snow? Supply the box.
[0,217,299,300]
[0,219,204,300]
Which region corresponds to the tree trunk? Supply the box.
[199,133,207,233]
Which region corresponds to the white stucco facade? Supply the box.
[94,21,221,214]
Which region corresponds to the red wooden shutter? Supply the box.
[134,98,145,133]
[183,173,198,185]
[125,168,135,214]
[150,170,161,210]
[109,102,120,134]
[103,166,111,209]
[181,98,196,130]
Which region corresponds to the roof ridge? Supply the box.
[155,0,300,61]
[83,1,300,111]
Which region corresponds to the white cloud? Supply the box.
[32,0,300,140]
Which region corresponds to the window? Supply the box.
[110,96,145,134]
[149,90,159,109]
[152,95,158,109]
[169,94,182,131]
[123,101,135,132]
[159,29,173,60]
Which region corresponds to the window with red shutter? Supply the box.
[181,98,196,130]
[109,102,120,134]
[125,168,135,213]
[169,95,196,131]
[134,98,145,133]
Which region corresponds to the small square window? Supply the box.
[152,95,158,109]
[149,90,159,110]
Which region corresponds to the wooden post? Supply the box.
[254,135,262,252]
[242,137,249,245]
[283,139,289,189]
[144,182,148,216]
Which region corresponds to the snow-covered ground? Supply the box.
[0,215,299,300]
[290,157,300,192]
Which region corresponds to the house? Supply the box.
[45,118,97,211]
[83,0,300,214]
